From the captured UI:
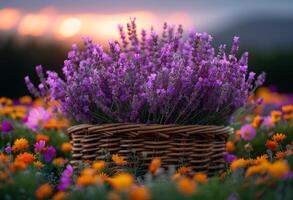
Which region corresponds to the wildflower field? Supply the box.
[0,88,293,200]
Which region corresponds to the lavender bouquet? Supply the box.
[26,19,265,125]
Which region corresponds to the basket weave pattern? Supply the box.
[67,124,233,175]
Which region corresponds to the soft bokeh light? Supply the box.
[0,8,21,30]
[18,13,51,36]
[59,17,82,38]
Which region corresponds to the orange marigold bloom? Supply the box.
[96,173,109,181]
[149,158,161,174]
[226,141,235,153]
[253,154,269,165]
[44,118,69,129]
[76,175,96,187]
[178,166,192,175]
[19,96,32,104]
[61,142,72,152]
[275,151,286,160]
[283,113,293,120]
[109,173,134,191]
[53,158,68,166]
[268,160,290,178]
[230,158,248,171]
[53,191,67,200]
[251,115,262,128]
[271,110,282,118]
[0,153,10,163]
[83,159,92,164]
[193,172,208,184]
[282,105,293,113]
[112,154,127,166]
[9,160,27,172]
[12,138,29,152]
[92,161,106,172]
[128,186,151,200]
[35,134,50,142]
[34,161,44,169]
[177,177,197,196]
[35,183,53,199]
[245,162,270,177]
[272,133,286,142]
[15,152,35,165]
[265,140,278,151]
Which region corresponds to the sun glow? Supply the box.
[59,17,82,38]
[0,8,21,30]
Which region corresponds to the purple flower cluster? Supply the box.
[26,19,265,125]
[58,164,74,191]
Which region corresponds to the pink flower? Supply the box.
[240,124,256,141]
[34,140,46,152]
[263,116,275,128]
[25,107,51,131]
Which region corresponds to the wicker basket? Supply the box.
[67,124,233,176]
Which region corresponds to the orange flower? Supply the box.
[0,153,10,163]
[177,177,197,196]
[19,96,32,104]
[35,134,49,143]
[9,160,27,172]
[272,133,286,142]
[92,161,106,172]
[275,151,286,159]
[226,141,235,153]
[112,154,127,166]
[265,140,278,151]
[282,105,293,113]
[61,142,72,152]
[245,162,270,177]
[35,183,53,199]
[34,161,44,169]
[171,172,181,181]
[53,158,68,166]
[193,172,208,184]
[283,113,293,120]
[251,115,262,128]
[53,191,67,200]
[83,159,92,164]
[12,138,29,152]
[44,118,69,129]
[268,160,290,178]
[109,173,134,191]
[253,154,269,165]
[15,152,35,165]
[230,158,248,171]
[76,175,97,187]
[177,166,192,175]
[149,158,161,174]
[128,186,151,200]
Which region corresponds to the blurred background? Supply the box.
[0,0,293,97]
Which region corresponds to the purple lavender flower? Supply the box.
[44,145,56,162]
[5,146,12,153]
[34,140,46,152]
[58,164,74,191]
[239,124,256,141]
[26,19,265,125]
[1,121,14,134]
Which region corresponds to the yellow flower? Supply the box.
[53,158,68,166]
[272,133,286,142]
[15,152,35,165]
[61,142,72,152]
[245,162,270,177]
[148,158,161,174]
[109,173,134,191]
[128,186,151,200]
[268,160,290,178]
[53,191,67,200]
[193,172,208,184]
[282,105,293,113]
[34,161,44,169]
[12,138,29,152]
[112,154,127,166]
[226,141,235,153]
[177,166,192,175]
[35,183,53,199]
[230,158,248,171]
[19,96,32,104]
[92,161,106,172]
[176,177,197,196]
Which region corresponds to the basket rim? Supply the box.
[66,123,234,136]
